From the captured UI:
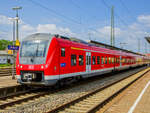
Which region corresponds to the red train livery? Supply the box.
[16,33,150,86]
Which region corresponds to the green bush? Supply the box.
[0,63,12,67]
[0,40,13,50]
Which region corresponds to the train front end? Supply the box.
[16,33,56,86]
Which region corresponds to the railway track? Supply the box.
[0,68,16,77]
[0,66,148,113]
[0,88,51,111]
[48,67,150,113]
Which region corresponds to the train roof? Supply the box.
[23,33,53,41]
[55,35,144,57]
[22,33,145,57]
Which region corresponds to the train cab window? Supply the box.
[61,48,65,57]
[79,55,84,65]
[97,56,100,64]
[71,54,76,66]
[92,56,96,65]
[105,57,107,64]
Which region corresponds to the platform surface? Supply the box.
[99,70,150,113]
[0,76,18,88]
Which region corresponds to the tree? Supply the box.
[0,40,13,50]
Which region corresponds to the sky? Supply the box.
[0,0,150,53]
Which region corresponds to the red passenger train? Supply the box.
[16,33,150,86]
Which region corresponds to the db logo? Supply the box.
[28,65,34,69]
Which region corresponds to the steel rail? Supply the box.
[47,66,149,113]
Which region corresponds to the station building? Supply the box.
[0,50,14,64]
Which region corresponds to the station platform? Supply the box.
[98,70,150,113]
[0,76,18,88]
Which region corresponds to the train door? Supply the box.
[86,52,91,74]
[120,56,122,67]
[113,56,116,70]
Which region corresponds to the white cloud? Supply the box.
[36,24,76,37]
[0,15,12,25]
[89,26,122,43]
[0,14,150,53]
[20,24,35,32]
[137,15,150,27]
[138,15,150,23]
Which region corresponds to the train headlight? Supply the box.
[20,65,22,68]
[41,65,44,69]
[17,64,19,67]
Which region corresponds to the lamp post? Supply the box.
[12,6,22,41]
[8,17,18,79]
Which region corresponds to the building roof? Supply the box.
[88,40,144,56]
[145,37,150,43]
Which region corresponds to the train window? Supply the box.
[124,59,125,63]
[97,56,100,64]
[122,58,124,63]
[79,55,84,65]
[86,56,88,65]
[112,57,114,64]
[101,57,104,64]
[92,56,96,65]
[89,56,91,65]
[61,48,65,57]
[71,54,76,66]
[105,57,107,64]
[116,58,118,63]
[109,57,111,64]
[115,58,117,63]
[118,58,120,63]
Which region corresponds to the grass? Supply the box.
[0,63,13,68]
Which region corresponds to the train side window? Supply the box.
[79,55,84,65]
[71,54,76,66]
[109,57,111,64]
[101,57,104,64]
[105,57,107,64]
[115,57,117,63]
[89,56,91,65]
[118,58,120,63]
[116,58,117,63]
[92,56,96,65]
[86,56,88,65]
[112,57,114,64]
[61,48,65,57]
[97,56,100,64]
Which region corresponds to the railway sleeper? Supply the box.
[64,108,86,113]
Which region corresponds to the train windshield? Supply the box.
[20,40,48,57]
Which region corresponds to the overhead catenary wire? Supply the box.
[29,0,81,25]
[101,0,150,53]
[69,0,100,23]
[119,0,150,53]
[119,0,136,21]
[101,0,129,27]
[27,0,103,40]
[119,0,150,36]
